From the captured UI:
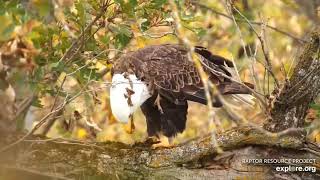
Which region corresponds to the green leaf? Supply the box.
[75,1,86,26]
[310,103,320,118]
[85,36,96,51]
[115,33,132,49]
[111,24,133,49]
[180,13,196,22]
[99,35,110,45]
[115,0,138,17]
[0,15,14,41]
[310,103,320,111]
[32,0,53,17]
[150,0,168,8]
[280,0,298,9]
[34,55,47,66]
[194,27,206,38]
[140,19,150,32]
[182,23,206,38]
[50,62,65,73]
[119,24,133,36]
[32,97,43,108]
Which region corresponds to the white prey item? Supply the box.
[110,73,151,123]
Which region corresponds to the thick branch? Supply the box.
[1,126,317,179]
[264,31,320,132]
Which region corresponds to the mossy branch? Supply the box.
[0,125,316,179]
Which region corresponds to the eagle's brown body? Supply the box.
[111,44,253,138]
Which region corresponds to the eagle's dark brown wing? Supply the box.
[113,44,251,106]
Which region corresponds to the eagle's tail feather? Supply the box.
[231,94,255,107]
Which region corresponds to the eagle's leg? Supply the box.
[154,94,164,114]
[123,115,135,134]
[151,136,175,149]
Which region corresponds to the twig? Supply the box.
[192,1,306,44]
[301,148,320,157]
[231,5,280,89]
[140,31,176,38]
[169,0,226,153]
[39,1,114,135]
[14,95,35,120]
[223,1,268,112]
[0,94,70,153]
[0,71,97,153]
[57,1,112,64]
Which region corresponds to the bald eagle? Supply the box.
[110,44,254,143]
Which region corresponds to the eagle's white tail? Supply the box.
[222,94,255,110]
[231,94,255,107]
[224,59,255,107]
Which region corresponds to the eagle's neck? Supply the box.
[110,73,151,123]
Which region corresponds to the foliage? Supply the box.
[310,104,320,119]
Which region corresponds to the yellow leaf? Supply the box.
[77,128,87,139]
[308,130,320,144]
[20,20,41,36]
[280,0,298,9]
[60,31,69,38]
[52,34,59,47]
[0,14,14,41]
[136,37,146,48]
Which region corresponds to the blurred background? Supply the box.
[1,0,319,145]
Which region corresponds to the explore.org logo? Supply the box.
[241,158,317,173]
[275,165,316,173]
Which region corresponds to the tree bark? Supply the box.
[264,30,320,132]
[0,55,16,136]
[0,126,318,179]
[1,31,320,179]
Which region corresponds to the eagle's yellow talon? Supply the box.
[151,137,175,149]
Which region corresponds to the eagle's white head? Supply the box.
[110,73,151,123]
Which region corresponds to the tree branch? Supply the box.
[192,1,306,44]
[264,30,320,132]
[1,125,317,179]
